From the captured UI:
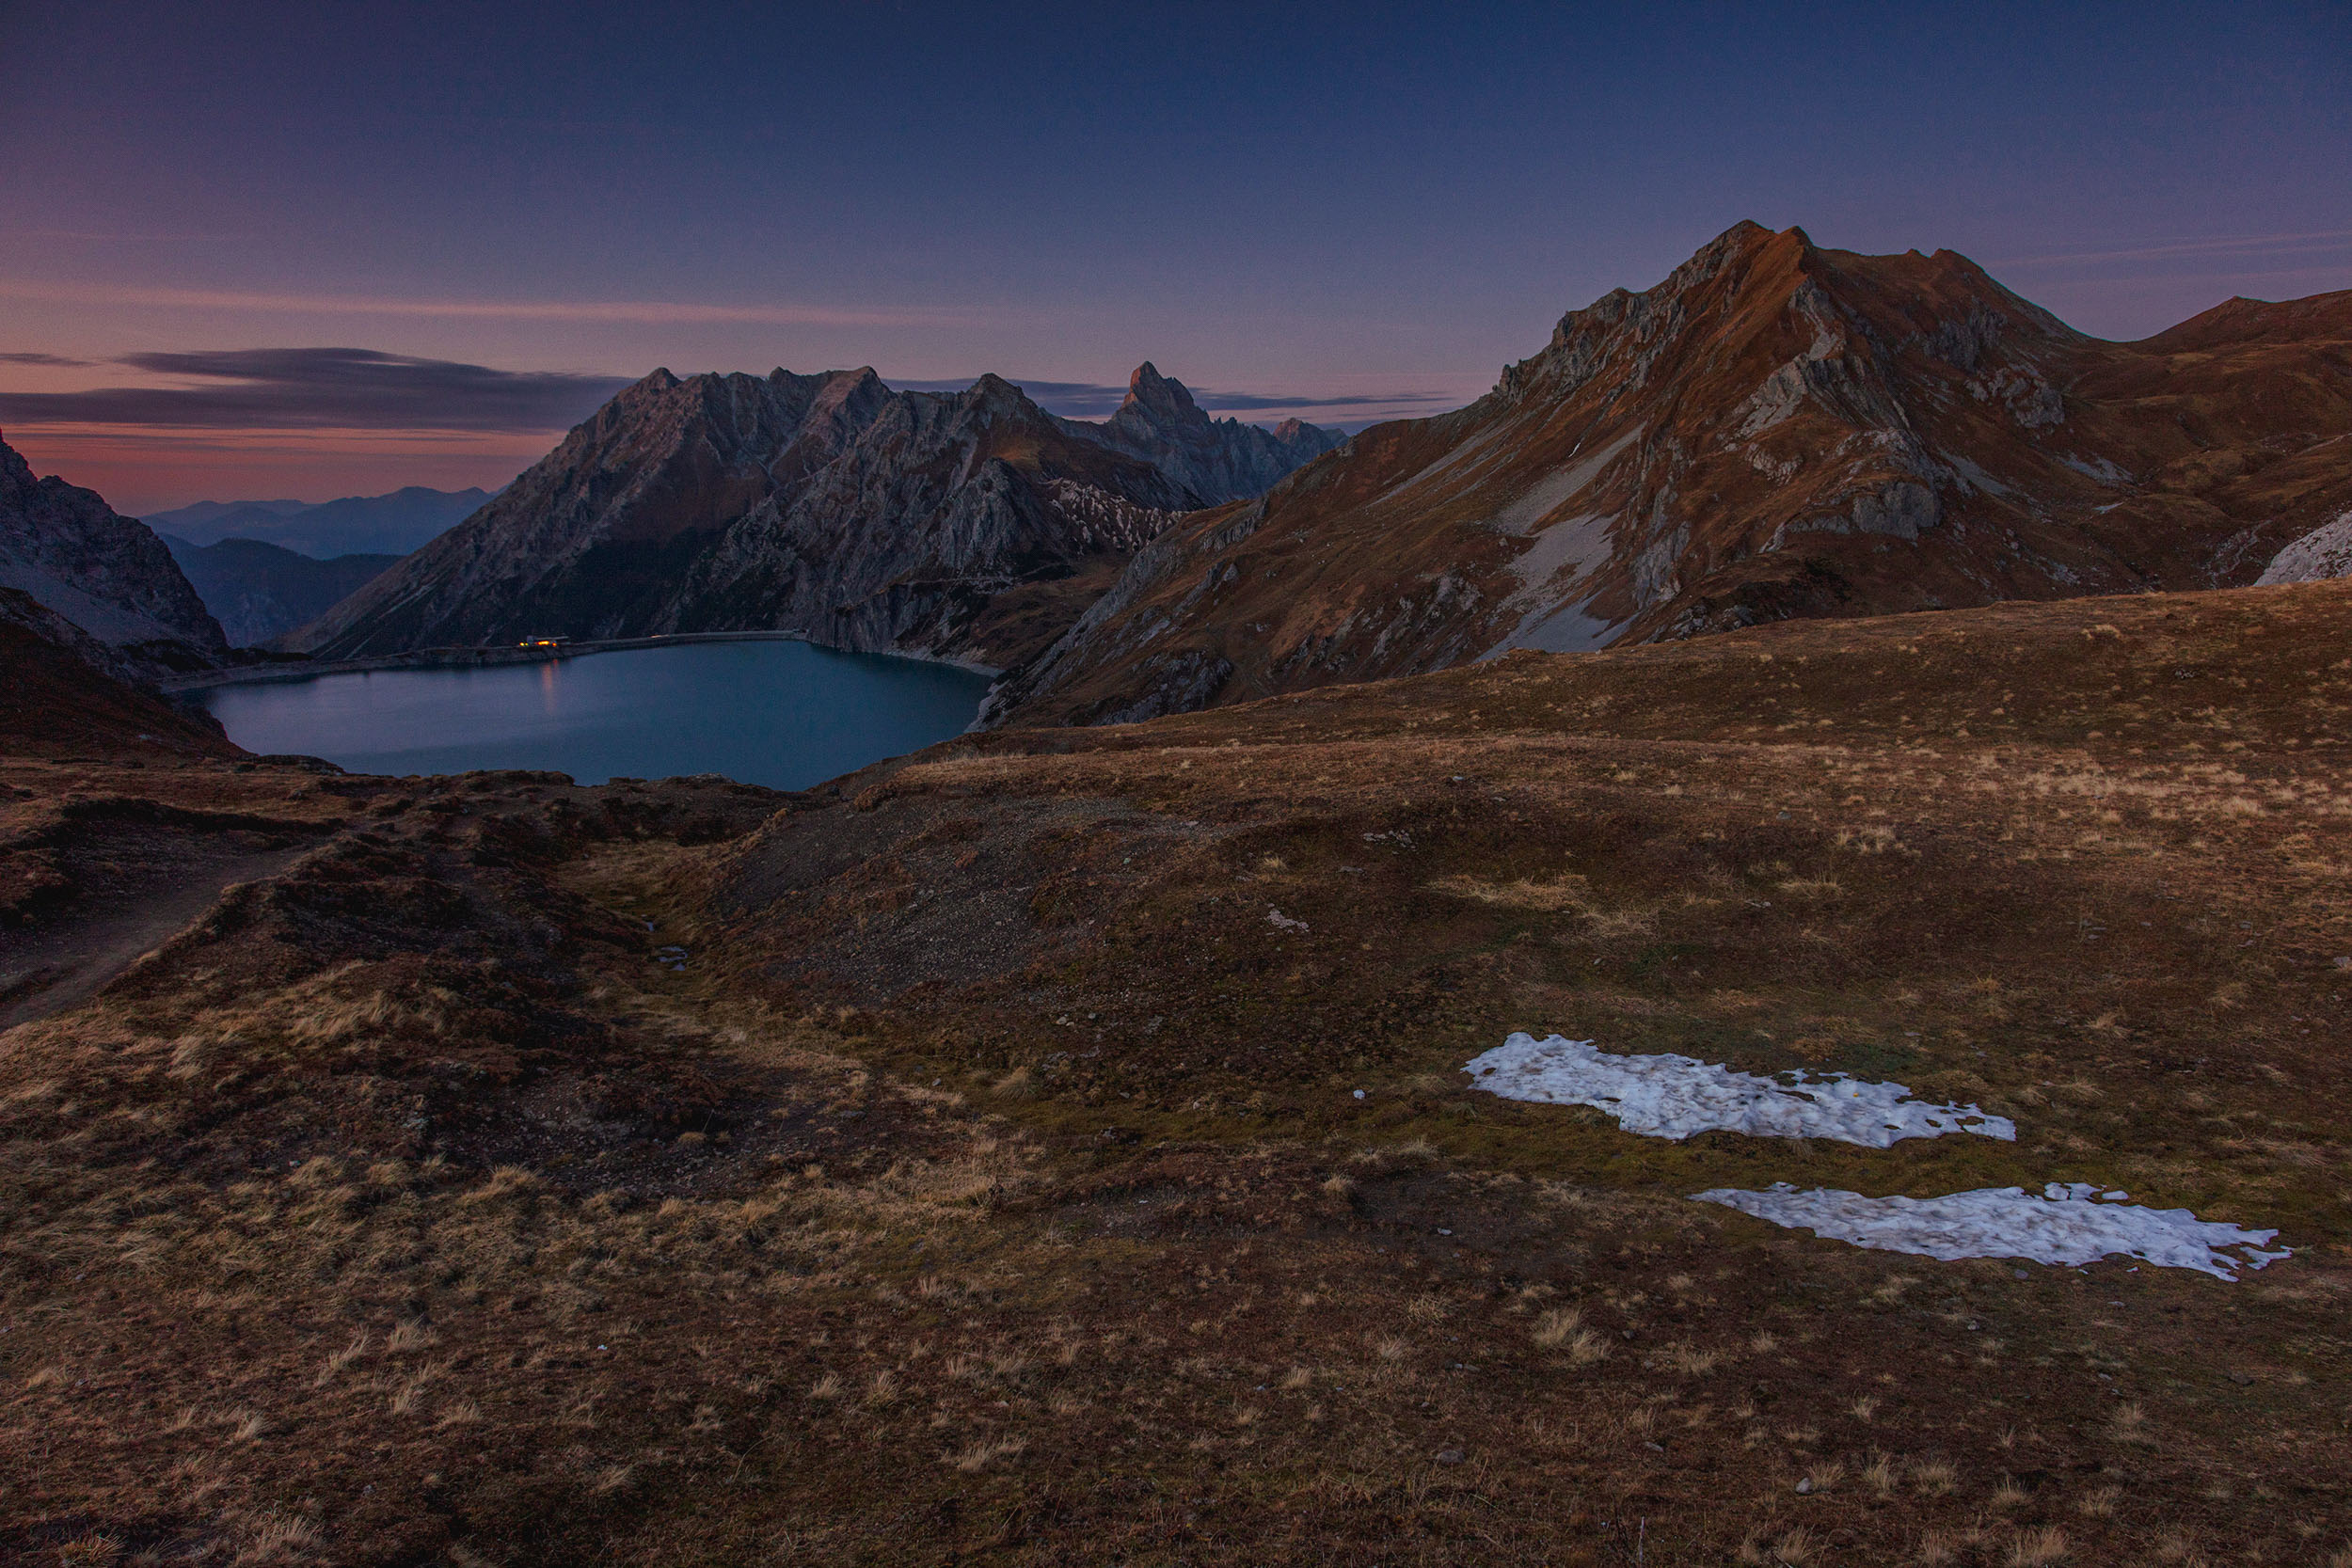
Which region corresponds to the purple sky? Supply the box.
[2,0,2345,515]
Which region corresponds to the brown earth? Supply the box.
[0,606,239,764]
[0,578,2347,1565]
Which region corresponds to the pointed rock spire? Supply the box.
[1121,362,1204,426]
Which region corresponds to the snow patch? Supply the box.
[1463,1033,2013,1148]
[2056,452,2131,486]
[1486,428,1643,536]
[1489,594,1618,655]
[1692,1182,2289,1280]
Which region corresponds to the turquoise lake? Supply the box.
[199,640,992,790]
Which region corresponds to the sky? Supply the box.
[1,0,2345,515]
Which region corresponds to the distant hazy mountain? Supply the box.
[286,365,1336,668]
[144,485,491,557]
[0,435,228,673]
[143,499,310,530]
[160,535,405,647]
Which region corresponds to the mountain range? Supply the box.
[982,222,2352,724]
[144,485,492,557]
[160,536,405,647]
[5,225,2348,719]
[285,366,1341,666]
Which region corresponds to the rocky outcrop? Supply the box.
[162,536,405,646]
[2256,509,2352,584]
[984,223,2352,727]
[288,365,1326,669]
[0,434,229,673]
[1058,364,1344,505]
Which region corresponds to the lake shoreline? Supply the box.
[158,630,1004,695]
[192,638,993,791]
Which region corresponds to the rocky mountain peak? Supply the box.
[1069,366,1343,507]
[290,347,1347,665]
[965,372,1032,413]
[1119,362,1205,428]
[0,434,227,669]
[802,366,891,426]
[984,229,2352,730]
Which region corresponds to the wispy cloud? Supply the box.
[0,348,1468,442]
[8,229,249,244]
[0,279,970,328]
[890,375,1458,420]
[0,347,632,432]
[1197,388,1455,414]
[1997,229,2352,267]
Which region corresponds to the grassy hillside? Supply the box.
[0,578,2345,1564]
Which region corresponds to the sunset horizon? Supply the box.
[6,2,2345,511]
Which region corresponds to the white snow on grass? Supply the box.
[1463,1033,2014,1148]
[1692,1182,2289,1280]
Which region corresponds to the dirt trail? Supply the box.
[0,843,308,1029]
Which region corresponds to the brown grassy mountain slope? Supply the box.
[0,587,236,762]
[988,222,2352,726]
[0,577,2346,1562]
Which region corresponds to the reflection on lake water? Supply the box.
[200,640,992,790]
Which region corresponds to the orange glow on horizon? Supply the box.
[0,424,550,515]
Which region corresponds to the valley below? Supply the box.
[2,576,2346,1565]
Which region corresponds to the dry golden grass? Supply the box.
[2008,1526,2070,1566]
[2075,1485,2121,1518]
[1530,1305,1581,1347]
[1912,1458,1960,1497]
[947,1435,1025,1472]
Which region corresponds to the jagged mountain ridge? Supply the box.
[290,366,1337,667]
[0,434,229,673]
[1060,363,1345,505]
[983,221,2352,726]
